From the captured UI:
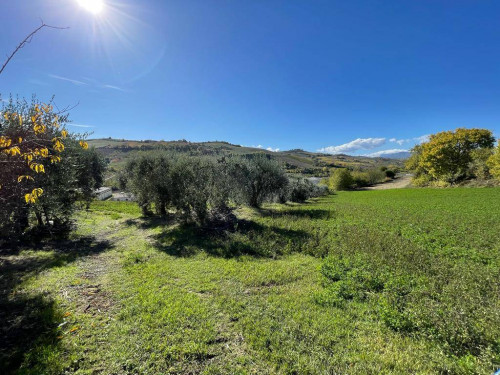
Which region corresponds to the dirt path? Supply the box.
[365,174,413,190]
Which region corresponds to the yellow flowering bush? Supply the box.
[0,99,88,204]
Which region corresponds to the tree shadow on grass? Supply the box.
[123,215,176,230]
[0,236,114,374]
[150,219,312,258]
[258,208,334,220]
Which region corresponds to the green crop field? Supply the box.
[2,188,500,374]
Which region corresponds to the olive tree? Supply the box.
[231,154,289,208]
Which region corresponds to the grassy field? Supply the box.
[1,188,499,374]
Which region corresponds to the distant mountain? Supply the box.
[372,151,411,159]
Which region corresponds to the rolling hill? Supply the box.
[88,138,406,182]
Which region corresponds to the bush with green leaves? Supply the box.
[328,168,353,191]
[384,169,396,179]
[486,144,500,181]
[467,148,493,180]
[283,178,325,203]
[0,138,106,239]
[351,171,370,188]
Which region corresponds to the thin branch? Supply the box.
[0,22,69,76]
[54,100,80,115]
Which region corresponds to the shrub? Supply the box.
[366,168,386,184]
[287,178,324,203]
[384,169,396,179]
[350,171,369,188]
[328,168,353,191]
[487,144,500,181]
[0,99,104,239]
[468,148,493,180]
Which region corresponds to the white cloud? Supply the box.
[318,137,386,154]
[413,134,430,144]
[389,138,409,146]
[364,149,409,157]
[248,144,279,152]
[68,123,95,128]
[49,74,87,86]
[103,84,128,92]
[49,74,130,93]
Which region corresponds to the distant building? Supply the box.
[111,192,135,201]
[95,187,113,200]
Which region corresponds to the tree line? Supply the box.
[326,166,396,191]
[120,152,326,226]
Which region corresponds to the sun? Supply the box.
[76,0,105,14]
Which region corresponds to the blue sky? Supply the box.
[1,0,499,156]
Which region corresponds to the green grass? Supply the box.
[2,188,500,374]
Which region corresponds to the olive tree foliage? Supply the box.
[122,153,240,224]
[169,155,235,223]
[231,154,289,208]
[121,152,291,225]
[286,178,326,203]
[406,128,495,184]
[0,98,105,238]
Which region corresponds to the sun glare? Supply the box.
[76,0,104,14]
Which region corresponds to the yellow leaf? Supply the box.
[17,175,34,183]
[79,141,89,150]
[5,146,20,156]
[53,139,65,152]
[61,130,68,138]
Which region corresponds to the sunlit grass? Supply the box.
[3,188,500,374]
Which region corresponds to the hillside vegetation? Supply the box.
[2,188,499,374]
[88,138,405,180]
